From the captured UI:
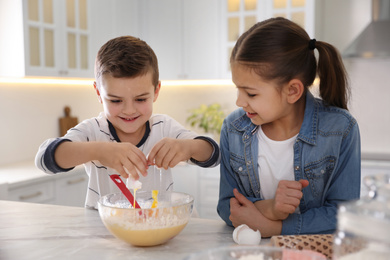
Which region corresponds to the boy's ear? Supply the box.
[286,79,304,104]
[153,81,161,102]
[93,81,103,103]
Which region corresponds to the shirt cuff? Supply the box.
[189,136,220,167]
[43,138,75,173]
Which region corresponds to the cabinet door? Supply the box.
[182,0,221,79]
[23,0,60,77]
[61,0,91,77]
[221,0,315,78]
[0,182,8,200]
[198,166,221,220]
[22,0,92,77]
[171,164,200,215]
[55,171,88,207]
[8,180,55,204]
[92,0,221,80]
[138,0,222,80]
[138,0,182,80]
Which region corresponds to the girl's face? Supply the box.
[232,63,290,127]
[95,72,160,143]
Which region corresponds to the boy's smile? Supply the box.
[95,72,160,144]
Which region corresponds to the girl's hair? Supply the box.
[231,17,349,110]
[94,36,159,88]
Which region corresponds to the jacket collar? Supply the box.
[231,91,319,145]
[231,110,259,135]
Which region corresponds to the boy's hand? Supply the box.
[147,138,192,169]
[270,179,309,220]
[147,138,213,169]
[95,142,148,179]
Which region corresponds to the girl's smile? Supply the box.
[245,111,257,118]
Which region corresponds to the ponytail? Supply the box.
[231,17,350,110]
[316,41,350,110]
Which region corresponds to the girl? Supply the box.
[217,17,360,237]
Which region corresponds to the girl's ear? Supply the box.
[153,81,161,102]
[286,79,304,104]
[93,81,103,103]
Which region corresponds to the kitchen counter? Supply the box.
[0,160,85,189]
[0,200,269,260]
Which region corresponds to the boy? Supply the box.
[35,36,220,209]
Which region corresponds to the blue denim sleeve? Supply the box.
[217,122,234,226]
[282,121,361,235]
[217,121,261,226]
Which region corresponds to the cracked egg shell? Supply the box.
[232,224,261,245]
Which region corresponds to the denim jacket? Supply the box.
[217,92,361,235]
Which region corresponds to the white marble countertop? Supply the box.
[0,200,270,260]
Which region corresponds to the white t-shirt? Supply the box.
[35,112,219,209]
[257,126,298,200]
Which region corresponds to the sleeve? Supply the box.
[217,119,262,226]
[35,138,75,174]
[162,115,221,168]
[189,136,220,167]
[35,119,95,174]
[217,120,234,226]
[281,121,361,235]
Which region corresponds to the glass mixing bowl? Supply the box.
[184,245,327,260]
[98,191,193,247]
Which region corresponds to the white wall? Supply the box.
[346,59,390,159]
[315,0,390,159]
[0,82,101,165]
[315,0,371,52]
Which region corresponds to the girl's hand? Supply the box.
[271,179,309,220]
[94,142,148,179]
[230,188,282,238]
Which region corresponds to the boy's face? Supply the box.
[95,72,160,143]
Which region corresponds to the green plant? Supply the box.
[186,103,226,135]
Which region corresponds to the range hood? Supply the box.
[343,0,390,58]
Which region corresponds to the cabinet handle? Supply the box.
[19,191,42,200]
[67,177,86,185]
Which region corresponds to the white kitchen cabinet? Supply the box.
[0,182,9,200]
[135,0,222,80]
[5,165,88,207]
[8,178,56,204]
[220,0,315,78]
[361,160,390,198]
[136,0,183,80]
[88,0,139,67]
[172,164,221,220]
[99,0,315,80]
[171,164,201,215]
[55,170,88,207]
[198,166,221,220]
[0,0,92,78]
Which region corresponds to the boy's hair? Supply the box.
[94,36,159,88]
[231,17,349,110]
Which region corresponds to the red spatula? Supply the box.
[109,175,141,209]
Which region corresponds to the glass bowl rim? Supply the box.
[97,191,194,210]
